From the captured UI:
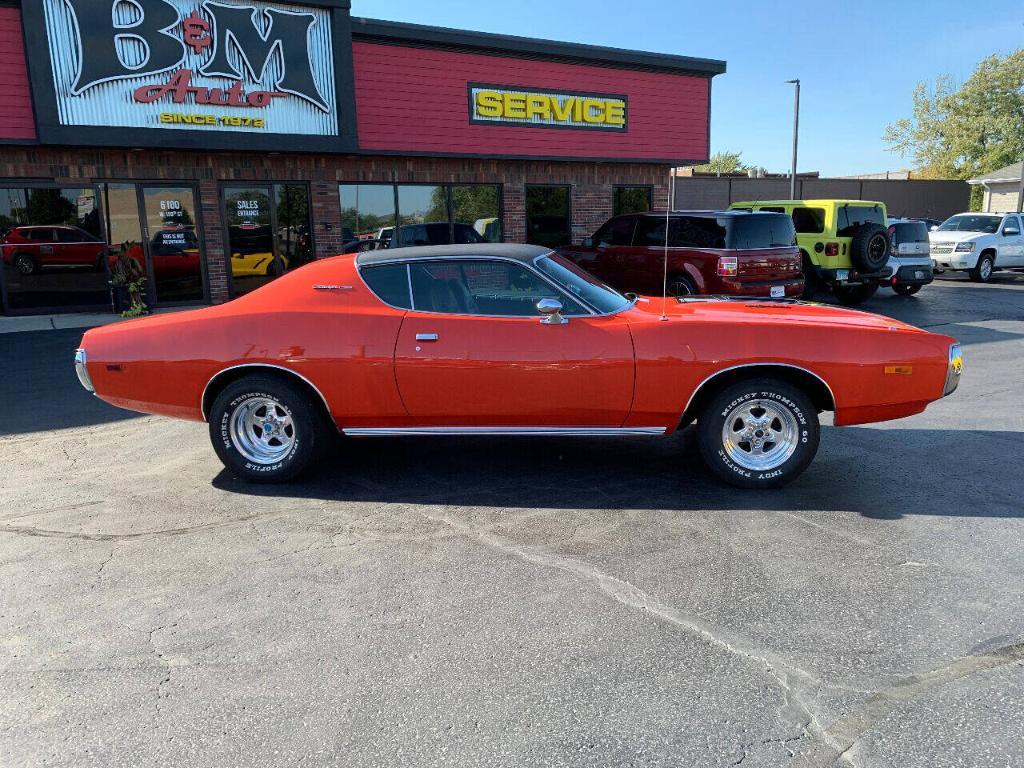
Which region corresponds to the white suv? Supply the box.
[929,212,1024,282]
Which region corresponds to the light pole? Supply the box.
[786,79,800,199]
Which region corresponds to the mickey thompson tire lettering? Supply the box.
[697,377,821,490]
[208,375,331,484]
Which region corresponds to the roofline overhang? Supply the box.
[351,17,727,77]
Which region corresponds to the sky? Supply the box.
[351,0,1024,176]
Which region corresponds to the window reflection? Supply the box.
[339,183,501,250]
[1,186,109,313]
[225,184,313,296]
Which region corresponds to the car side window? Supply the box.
[27,229,54,242]
[594,217,635,246]
[57,228,92,243]
[361,263,412,309]
[1002,215,1021,234]
[409,260,587,316]
[791,207,825,234]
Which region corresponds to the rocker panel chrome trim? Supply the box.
[342,426,667,437]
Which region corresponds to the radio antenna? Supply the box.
[659,168,675,321]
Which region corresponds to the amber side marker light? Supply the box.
[884,365,913,375]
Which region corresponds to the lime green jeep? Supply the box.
[728,200,893,305]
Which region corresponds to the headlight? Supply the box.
[943,342,962,397]
[74,348,95,394]
[954,242,976,252]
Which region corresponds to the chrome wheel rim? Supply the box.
[721,399,799,472]
[980,258,992,279]
[228,397,295,465]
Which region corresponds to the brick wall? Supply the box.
[0,146,669,304]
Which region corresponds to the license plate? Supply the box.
[836,269,849,281]
[915,271,924,279]
[770,286,785,298]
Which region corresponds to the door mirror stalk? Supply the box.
[537,298,568,325]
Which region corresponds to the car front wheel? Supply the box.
[208,375,332,483]
[969,253,994,283]
[697,379,820,489]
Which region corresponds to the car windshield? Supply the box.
[938,215,1001,234]
[534,253,632,314]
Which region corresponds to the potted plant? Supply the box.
[109,246,148,318]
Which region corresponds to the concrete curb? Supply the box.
[0,306,205,334]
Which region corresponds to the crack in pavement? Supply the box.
[0,511,286,541]
[420,509,1024,767]
[417,509,841,755]
[792,642,1024,767]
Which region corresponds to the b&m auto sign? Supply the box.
[41,0,338,136]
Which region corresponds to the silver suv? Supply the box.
[886,219,934,296]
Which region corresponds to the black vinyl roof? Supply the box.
[356,243,552,267]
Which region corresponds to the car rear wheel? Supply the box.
[667,273,697,297]
[208,375,332,483]
[832,282,878,306]
[13,252,36,275]
[697,378,820,489]
[894,284,921,296]
[969,253,994,283]
[800,251,819,298]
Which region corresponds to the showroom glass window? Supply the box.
[223,184,313,297]
[525,186,571,248]
[339,183,501,249]
[0,186,107,314]
[613,186,653,216]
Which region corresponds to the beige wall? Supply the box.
[986,183,1020,213]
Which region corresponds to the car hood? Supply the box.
[929,232,986,244]
[630,296,923,333]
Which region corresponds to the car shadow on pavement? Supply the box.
[1,328,141,436]
[212,426,1020,520]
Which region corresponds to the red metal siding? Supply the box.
[0,8,35,141]
[352,42,709,161]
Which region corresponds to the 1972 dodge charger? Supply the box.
[74,244,962,489]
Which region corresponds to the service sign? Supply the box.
[469,84,627,132]
[41,0,338,136]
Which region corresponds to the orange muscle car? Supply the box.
[75,244,962,489]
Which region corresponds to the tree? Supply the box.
[885,50,1024,187]
[693,151,748,175]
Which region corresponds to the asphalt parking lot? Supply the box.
[2,274,1023,768]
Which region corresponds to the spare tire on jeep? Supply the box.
[850,224,890,273]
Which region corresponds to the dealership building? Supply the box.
[0,0,724,315]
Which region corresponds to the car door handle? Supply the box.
[415,333,439,342]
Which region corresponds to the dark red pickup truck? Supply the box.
[558,211,804,298]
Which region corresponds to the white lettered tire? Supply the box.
[697,378,820,489]
[208,375,331,483]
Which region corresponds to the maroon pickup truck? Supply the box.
[558,211,804,298]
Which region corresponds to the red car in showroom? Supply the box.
[76,244,961,490]
[559,211,804,298]
[2,225,107,274]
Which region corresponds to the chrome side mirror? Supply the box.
[537,298,568,325]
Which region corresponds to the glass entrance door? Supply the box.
[140,186,205,305]
[224,184,313,296]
